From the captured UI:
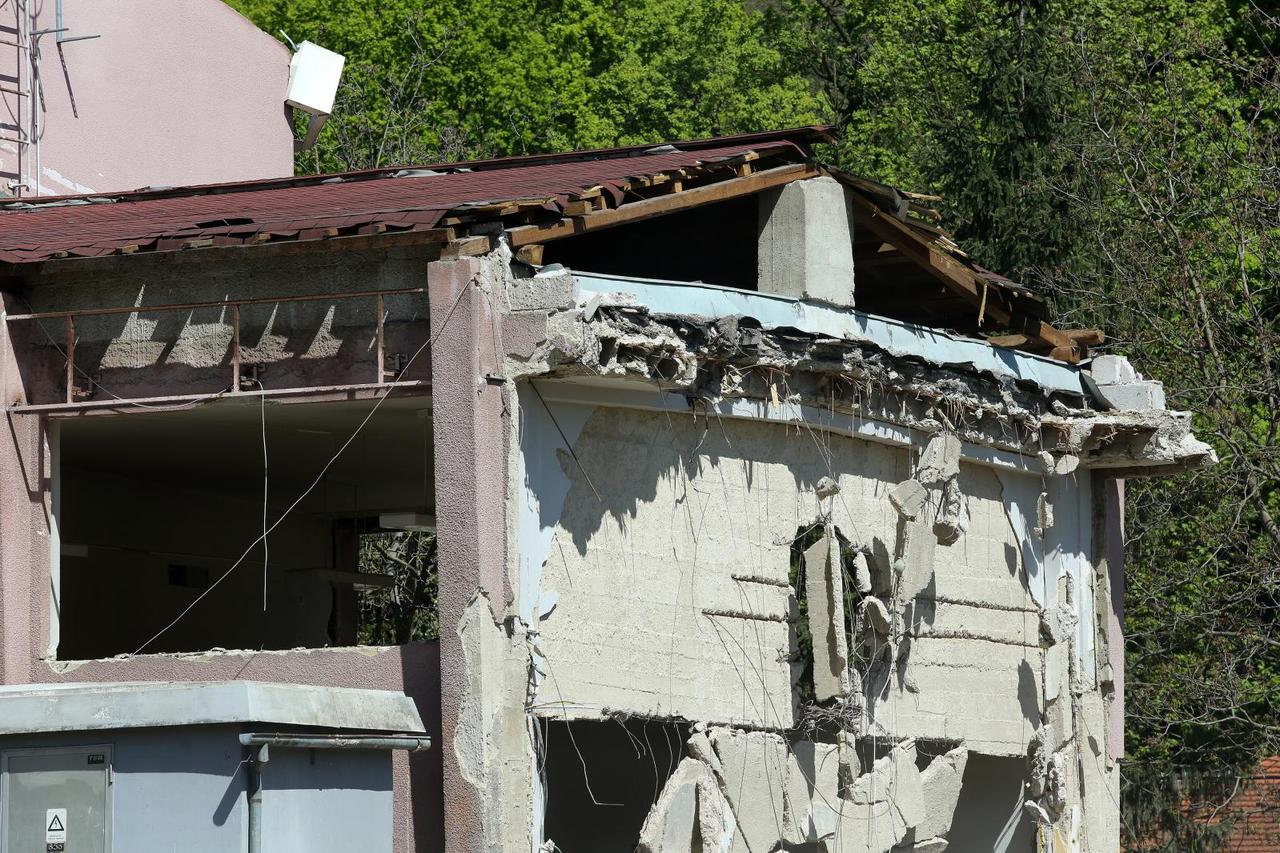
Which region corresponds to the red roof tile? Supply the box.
[0,128,829,265]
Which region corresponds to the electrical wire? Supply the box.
[129,274,474,656]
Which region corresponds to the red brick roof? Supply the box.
[0,128,829,265]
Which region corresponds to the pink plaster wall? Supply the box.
[427,257,513,853]
[1,0,294,196]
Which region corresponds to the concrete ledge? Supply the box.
[0,680,426,735]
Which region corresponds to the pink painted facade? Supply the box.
[0,0,294,197]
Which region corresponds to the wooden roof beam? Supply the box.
[843,187,1080,361]
[506,162,820,247]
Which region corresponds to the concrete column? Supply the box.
[427,257,514,853]
[0,295,54,684]
[757,176,857,307]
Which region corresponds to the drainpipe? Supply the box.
[240,733,431,853]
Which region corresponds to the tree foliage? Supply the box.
[226,0,825,170]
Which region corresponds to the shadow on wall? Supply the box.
[553,406,902,557]
[948,754,1036,852]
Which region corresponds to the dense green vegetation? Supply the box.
[228,0,1280,842]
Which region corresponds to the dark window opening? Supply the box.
[541,717,690,852]
[790,523,876,710]
[542,196,759,290]
[55,396,435,658]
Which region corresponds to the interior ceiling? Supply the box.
[59,397,431,499]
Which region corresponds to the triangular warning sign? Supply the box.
[47,815,64,832]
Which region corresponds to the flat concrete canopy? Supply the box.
[0,680,426,736]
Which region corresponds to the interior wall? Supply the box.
[55,398,433,658]
[947,754,1036,852]
[541,718,689,852]
[542,196,758,289]
[58,469,332,657]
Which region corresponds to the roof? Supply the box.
[0,125,1092,361]
[0,129,824,263]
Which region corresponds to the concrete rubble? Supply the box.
[640,730,970,853]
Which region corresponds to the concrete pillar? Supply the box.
[0,295,54,684]
[757,176,857,307]
[427,257,515,853]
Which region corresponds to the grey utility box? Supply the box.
[0,682,427,853]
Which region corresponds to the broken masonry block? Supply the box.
[708,728,791,852]
[804,532,851,702]
[845,739,923,841]
[816,475,841,499]
[852,550,873,595]
[1054,454,1080,476]
[889,479,929,520]
[1038,601,1078,647]
[915,432,961,486]
[1038,450,1056,474]
[1034,491,1054,539]
[837,729,861,797]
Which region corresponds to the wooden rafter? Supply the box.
[841,186,1081,361]
[506,163,820,247]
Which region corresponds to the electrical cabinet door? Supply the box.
[1,747,111,853]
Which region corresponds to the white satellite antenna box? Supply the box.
[286,41,345,117]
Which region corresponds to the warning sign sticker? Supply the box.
[45,807,67,850]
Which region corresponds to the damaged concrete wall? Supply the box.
[8,247,432,405]
[524,404,1047,755]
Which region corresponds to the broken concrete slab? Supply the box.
[913,746,968,840]
[804,531,850,702]
[898,516,937,604]
[639,757,702,853]
[696,769,737,853]
[708,728,795,852]
[851,550,873,594]
[861,596,892,638]
[915,432,960,486]
[889,479,929,520]
[1054,454,1080,476]
[894,839,948,853]
[933,478,967,544]
[1035,491,1054,538]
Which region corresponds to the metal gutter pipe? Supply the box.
[241,733,431,853]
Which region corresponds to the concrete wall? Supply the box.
[525,403,1043,753]
[0,0,294,196]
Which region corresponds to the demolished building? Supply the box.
[0,127,1212,851]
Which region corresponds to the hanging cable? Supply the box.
[130,274,474,656]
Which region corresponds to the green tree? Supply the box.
[227,0,826,171]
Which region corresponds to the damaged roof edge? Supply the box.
[574,272,1091,400]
